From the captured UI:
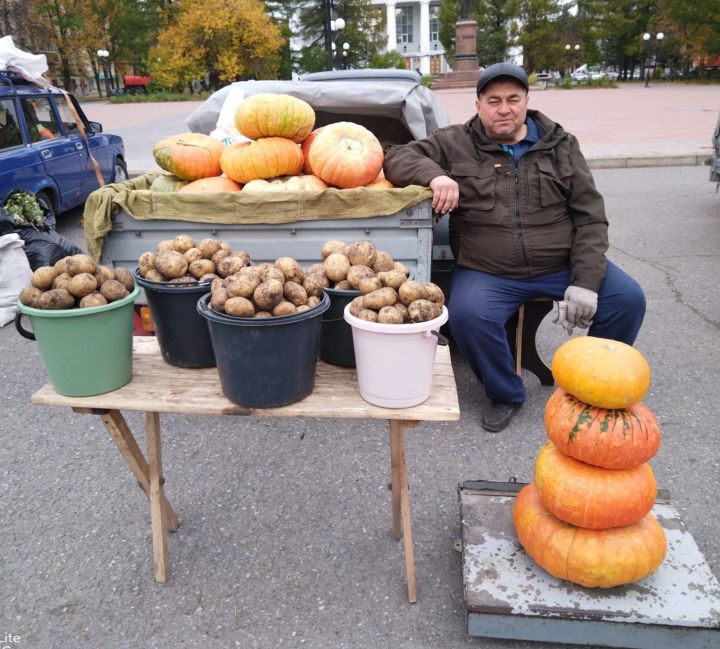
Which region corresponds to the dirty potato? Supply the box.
[283,281,308,306]
[307,295,321,308]
[188,259,216,279]
[333,280,352,290]
[424,282,445,305]
[114,267,135,292]
[94,265,115,285]
[211,248,231,267]
[67,272,98,298]
[303,273,328,297]
[324,252,351,283]
[348,295,365,317]
[346,264,375,289]
[217,255,249,279]
[358,276,383,294]
[274,257,304,284]
[346,239,377,268]
[378,305,404,324]
[408,299,442,323]
[253,279,284,311]
[225,297,255,318]
[398,280,427,306]
[199,273,219,284]
[394,302,409,322]
[79,292,108,308]
[138,251,157,277]
[226,274,259,299]
[253,311,273,319]
[307,263,326,276]
[357,308,379,322]
[155,250,188,279]
[321,240,346,259]
[37,288,74,310]
[53,257,68,275]
[99,279,129,302]
[393,261,410,276]
[184,247,202,264]
[296,304,311,313]
[259,265,286,285]
[31,266,57,290]
[173,234,195,254]
[372,251,394,273]
[145,268,165,283]
[52,272,72,291]
[209,287,229,313]
[18,286,42,308]
[377,270,407,290]
[156,239,176,252]
[272,301,297,317]
[362,287,397,310]
[199,238,222,259]
[66,254,97,276]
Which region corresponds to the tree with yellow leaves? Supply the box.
[149,0,283,90]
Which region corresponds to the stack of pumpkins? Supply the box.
[151,93,391,194]
[514,336,667,588]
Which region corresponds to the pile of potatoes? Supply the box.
[19,254,134,310]
[314,239,445,324]
[137,234,251,285]
[209,257,322,318]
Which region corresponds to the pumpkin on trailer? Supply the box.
[307,121,384,189]
[513,484,666,588]
[235,93,315,143]
[301,127,323,174]
[178,177,242,193]
[149,174,189,193]
[365,169,394,189]
[533,441,656,529]
[152,132,225,181]
[551,336,651,409]
[220,137,304,184]
[242,175,327,192]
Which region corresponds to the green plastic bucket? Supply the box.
[15,287,140,397]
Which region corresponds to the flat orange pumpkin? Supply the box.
[235,93,315,143]
[514,484,666,588]
[220,137,304,184]
[152,132,224,181]
[178,176,241,193]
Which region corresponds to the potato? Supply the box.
[211,248,231,267]
[357,308,378,322]
[209,287,229,313]
[184,247,202,264]
[188,259,216,279]
[66,254,97,276]
[253,311,273,319]
[52,272,72,291]
[219,241,231,251]
[259,265,286,285]
[346,264,374,289]
[138,251,157,277]
[155,250,189,279]
[372,251,394,273]
[94,265,115,285]
[79,292,108,308]
[398,280,427,306]
[333,280,352,290]
[363,287,397,310]
[145,269,165,283]
[296,304,311,313]
[349,295,365,317]
[321,240,346,259]
[31,266,57,290]
[378,305,404,324]
[346,240,377,267]
[424,282,445,305]
[283,281,308,306]
[307,263,326,276]
[99,279,129,302]
[408,299,442,323]
[307,295,321,308]
[274,257,304,284]
[253,278,284,311]
[199,238,222,259]
[67,272,98,298]
[18,286,42,307]
[230,250,251,267]
[217,255,249,278]
[303,273,328,297]
[225,296,255,318]
[377,270,407,290]
[53,257,68,275]
[324,252,350,282]
[37,288,74,310]
[173,234,195,254]
[156,239,176,252]
[358,276,383,294]
[211,277,225,292]
[199,272,220,284]
[272,301,297,316]
[169,275,196,284]
[394,302,409,322]
[114,267,135,292]
[226,274,259,299]
[393,261,410,276]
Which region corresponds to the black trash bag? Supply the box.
[0,208,81,270]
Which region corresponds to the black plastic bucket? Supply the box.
[135,269,216,368]
[197,292,330,408]
[319,286,361,368]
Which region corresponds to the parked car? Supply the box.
[0,70,126,219]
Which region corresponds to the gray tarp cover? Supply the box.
[185,79,450,140]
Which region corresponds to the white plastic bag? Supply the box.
[208,85,251,146]
[0,233,32,327]
[0,35,49,85]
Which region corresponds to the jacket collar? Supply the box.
[465,109,566,150]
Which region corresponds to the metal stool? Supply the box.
[504,298,555,385]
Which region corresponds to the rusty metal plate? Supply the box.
[460,481,720,649]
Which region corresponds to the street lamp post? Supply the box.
[643,32,664,87]
[565,43,580,78]
[323,0,345,71]
[97,49,111,97]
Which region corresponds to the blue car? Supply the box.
[0,70,126,219]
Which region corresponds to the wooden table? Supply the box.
[31,337,460,603]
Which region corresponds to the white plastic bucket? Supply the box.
[343,304,449,408]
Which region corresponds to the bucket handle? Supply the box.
[14,311,36,341]
[425,329,448,346]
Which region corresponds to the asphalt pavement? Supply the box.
[1,86,719,648]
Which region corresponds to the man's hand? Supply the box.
[564,286,598,328]
[429,175,459,214]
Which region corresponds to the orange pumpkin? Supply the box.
[220,137,304,184]
[545,388,661,469]
[149,174,189,193]
[242,174,327,192]
[365,169,394,189]
[534,441,656,529]
[235,93,315,143]
[307,121,384,189]
[178,176,241,193]
[152,132,224,181]
[301,127,323,174]
[551,336,651,409]
[513,484,666,588]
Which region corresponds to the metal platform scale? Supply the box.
[459,480,720,649]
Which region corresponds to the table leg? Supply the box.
[146,411,169,582]
[98,410,179,532]
[389,419,418,603]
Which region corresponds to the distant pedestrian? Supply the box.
[80,80,88,96]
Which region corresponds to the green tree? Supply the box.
[33,0,84,89]
[515,0,563,73]
[265,0,305,79]
[438,0,460,64]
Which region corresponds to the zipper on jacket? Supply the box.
[513,168,529,269]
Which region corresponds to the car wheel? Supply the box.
[36,191,57,227]
[113,158,128,183]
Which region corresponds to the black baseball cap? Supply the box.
[476,63,529,95]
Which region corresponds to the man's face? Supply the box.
[475,79,529,144]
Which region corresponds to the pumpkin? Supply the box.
[513,484,666,588]
[534,441,656,529]
[152,132,224,181]
[220,137,304,184]
[365,169,394,189]
[545,388,661,469]
[551,336,651,409]
[307,121,384,189]
[235,93,315,143]
[149,174,189,193]
[301,127,323,174]
[178,177,241,193]
[242,174,327,192]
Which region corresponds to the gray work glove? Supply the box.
[554,286,598,335]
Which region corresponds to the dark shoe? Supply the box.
[482,402,520,432]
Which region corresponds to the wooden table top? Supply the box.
[32,337,460,422]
